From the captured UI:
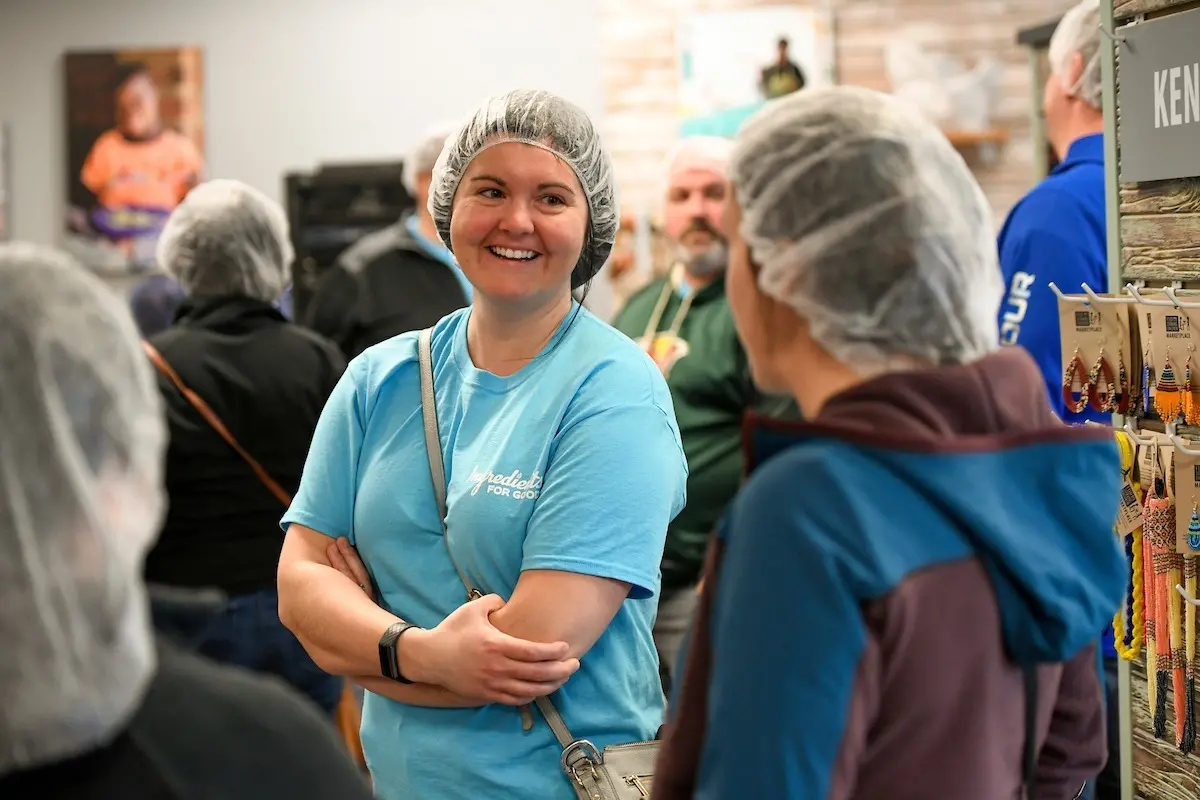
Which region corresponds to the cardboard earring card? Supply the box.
[1172,447,1200,555]
[1143,303,1198,386]
[1056,296,1135,404]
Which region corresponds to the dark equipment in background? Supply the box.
[284,161,413,322]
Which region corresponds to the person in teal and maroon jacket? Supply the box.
[655,86,1125,800]
[611,136,795,690]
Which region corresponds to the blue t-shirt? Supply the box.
[282,305,687,799]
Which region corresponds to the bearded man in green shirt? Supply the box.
[612,137,796,689]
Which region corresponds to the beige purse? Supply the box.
[417,328,660,799]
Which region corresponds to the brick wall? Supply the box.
[600,0,1079,226]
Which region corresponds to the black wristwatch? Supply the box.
[378,621,421,684]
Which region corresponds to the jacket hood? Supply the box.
[745,347,1126,664]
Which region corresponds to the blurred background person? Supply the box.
[760,36,807,99]
[304,122,470,358]
[129,271,187,338]
[140,180,348,715]
[656,86,1123,800]
[0,242,372,799]
[612,135,795,690]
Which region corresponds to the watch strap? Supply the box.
[378,621,419,684]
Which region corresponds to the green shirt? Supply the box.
[612,275,797,589]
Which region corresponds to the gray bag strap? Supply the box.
[417,329,582,757]
[418,328,479,603]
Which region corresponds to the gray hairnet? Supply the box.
[730,86,1002,374]
[1049,0,1102,109]
[0,243,166,775]
[403,122,457,198]
[663,135,734,183]
[429,88,618,289]
[156,179,293,303]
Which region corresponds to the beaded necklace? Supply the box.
[1113,432,1145,661]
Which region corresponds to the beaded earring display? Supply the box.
[1089,348,1119,413]
[1062,348,1090,413]
[1156,352,1183,423]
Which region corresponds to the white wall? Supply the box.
[0,0,614,311]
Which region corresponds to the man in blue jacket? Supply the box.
[996,3,1117,797]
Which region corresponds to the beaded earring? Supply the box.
[1088,348,1118,413]
[1144,347,1155,415]
[1155,351,1182,423]
[1062,347,1090,414]
[1115,347,1131,414]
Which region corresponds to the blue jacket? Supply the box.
[997,133,1108,424]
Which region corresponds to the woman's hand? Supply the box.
[405,594,581,706]
[325,538,579,705]
[326,538,376,603]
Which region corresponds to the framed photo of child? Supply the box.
[63,47,205,275]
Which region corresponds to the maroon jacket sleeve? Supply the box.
[653,539,721,799]
[1034,643,1106,799]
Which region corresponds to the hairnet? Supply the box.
[730,86,1002,374]
[429,88,618,289]
[664,136,734,183]
[156,178,294,303]
[403,122,458,198]
[1049,0,1102,109]
[0,243,167,775]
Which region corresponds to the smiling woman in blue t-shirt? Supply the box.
[277,88,688,799]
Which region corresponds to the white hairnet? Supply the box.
[730,86,1002,374]
[403,122,458,198]
[156,179,293,303]
[429,88,618,289]
[1049,0,1102,109]
[0,243,167,775]
[664,136,734,182]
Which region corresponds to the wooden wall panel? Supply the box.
[1116,0,1200,790]
[1130,658,1200,799]
[1115,0,1200,21]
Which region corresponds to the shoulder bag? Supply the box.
[417,328,659,799]
[141,340,367,770]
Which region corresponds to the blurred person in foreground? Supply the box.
[141,179,347,714]
[0,242,371,799]
[305,122,471,358]
[612,135,795,689]
[654,86,1125,800]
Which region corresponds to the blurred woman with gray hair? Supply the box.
[141,179,348,714]
[655,85,1125,800]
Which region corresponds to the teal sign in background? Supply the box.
[679,102,765,137]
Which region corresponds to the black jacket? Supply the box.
[143,296,345,596]
[303,214,469,359]
[0,587,373,799]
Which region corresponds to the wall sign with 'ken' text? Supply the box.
[1117,8,1200,183]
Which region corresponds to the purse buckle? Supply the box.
[561,739,603,794]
